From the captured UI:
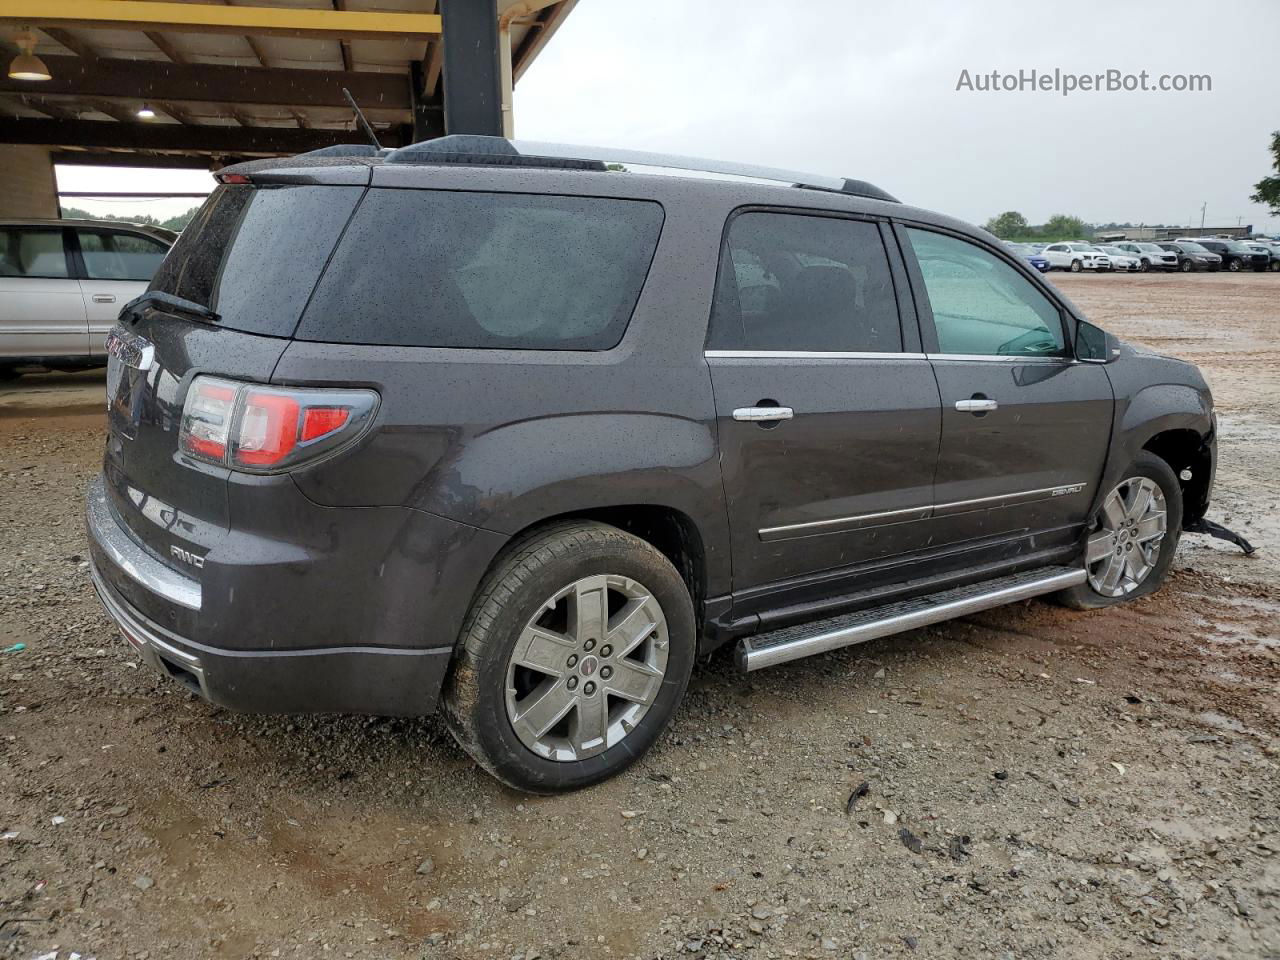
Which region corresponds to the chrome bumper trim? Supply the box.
[85,475,201,611]
[90,561,207,692]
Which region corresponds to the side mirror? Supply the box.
[1075,319,1118,364]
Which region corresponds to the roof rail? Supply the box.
[381,135,898,202]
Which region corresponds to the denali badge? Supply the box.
[1051,483,1086,497]
[170,545,205,569]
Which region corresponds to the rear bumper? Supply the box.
[85,472,507,715]
[89,561,451,715]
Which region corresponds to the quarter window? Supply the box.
[709,212,902,352]
[77,230,169,281]
[905,228,1066,358]
[298,190,664,350]
[0,228,68,279]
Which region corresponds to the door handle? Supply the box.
[733,406,794,423]
[92,294,116,303]
[955,397,998,414]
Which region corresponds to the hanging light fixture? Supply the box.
[8,31,51,82]
[136,104,156,119]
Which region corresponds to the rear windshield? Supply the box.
[294,189,665,350]
[148,184,362,337]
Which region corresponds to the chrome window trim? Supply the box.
[926,353,1076,364]
[705,350,928,360]
[704,350,1076,364]
[759,482,1088,541]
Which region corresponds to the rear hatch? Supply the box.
[103,179,365,568]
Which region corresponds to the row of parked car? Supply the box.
[1004,237,1280,274]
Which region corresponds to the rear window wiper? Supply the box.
[122,291,220,324]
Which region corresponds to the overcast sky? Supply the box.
[63,0,1280,232]
[516,0,1280,232]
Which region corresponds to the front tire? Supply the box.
[1180,259,1193,273]
[443,521,695,793]
[1227,259,1241,272]
[1070,259,1083,273]
[1139,259,1150,272]
[1056,452,1182,610]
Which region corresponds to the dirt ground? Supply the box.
[1,273,1277,960]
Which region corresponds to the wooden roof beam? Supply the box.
[3,1,441,41]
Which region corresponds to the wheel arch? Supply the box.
[1142,427,1214,526]
[499,505,711,622]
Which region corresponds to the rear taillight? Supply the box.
[179,376,378,473]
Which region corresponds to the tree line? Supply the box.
[62,205,201,232]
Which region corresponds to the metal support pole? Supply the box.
[438,0,502,136]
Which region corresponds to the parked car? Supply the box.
[1097,245,1142,272]
[1114,242,1179,272]
[1003,241,1050,272]
[1157,241,1222,272]
[1243,241,1280,271]
[1182,238,1269,272]
[0,218,173,379]
[1040,242,1112,272]
[86,137,1218,792]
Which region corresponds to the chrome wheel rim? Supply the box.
[505,574,669,762]
[1086,477,1167,597]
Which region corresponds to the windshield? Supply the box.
[1137,244,1163,252]
[1179,242,1209,253]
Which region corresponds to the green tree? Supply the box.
[983,211,1029,238]
[1041,214,1090,240]
[1250,130,1280,217]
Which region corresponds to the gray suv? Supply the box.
[86,137,1217,792]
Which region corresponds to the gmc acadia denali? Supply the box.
[87,137,1217,792]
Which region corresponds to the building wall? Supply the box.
[0,146,59,218]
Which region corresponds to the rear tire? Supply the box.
[442,521,695,793]
[1056,452,1182,610]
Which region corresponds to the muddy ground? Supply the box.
[1,273,1277,960]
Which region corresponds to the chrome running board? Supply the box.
[736,565,1085,671]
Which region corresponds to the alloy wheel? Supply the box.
[504,574,669,762]
[1085,477,1167,597]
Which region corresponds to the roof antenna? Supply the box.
[342,87,382,150]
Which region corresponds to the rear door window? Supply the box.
[0,227,69,278]
[149,184,363,337]
[77,229,169,281]
[708,211,903,352]
[296,189,665,350]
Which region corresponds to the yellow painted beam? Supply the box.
[0,0,441,39]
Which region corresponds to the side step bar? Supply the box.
[736,565,1085,671]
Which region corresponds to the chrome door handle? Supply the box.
[955,398,998,413]
[733,406,794,423]
[92,294,116,303]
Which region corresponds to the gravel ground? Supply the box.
[1,273,1277,960]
